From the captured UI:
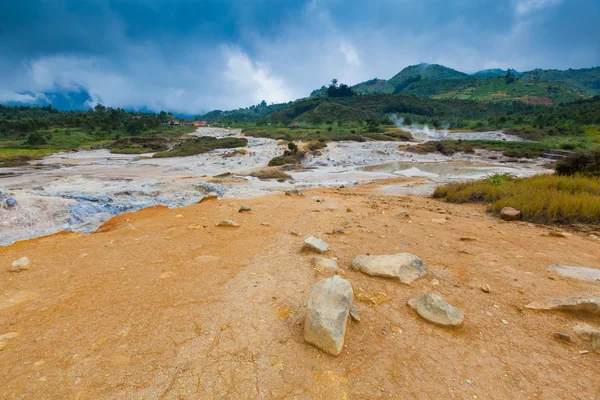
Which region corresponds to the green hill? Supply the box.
[309,64,596,104]
[472,69,520,78]
[520,67,600,95]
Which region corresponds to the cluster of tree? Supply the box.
[327,79,356,98]
[0,104,176,137]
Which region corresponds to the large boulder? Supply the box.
[525,297,600,315]
[500,207,521,221]
[304,276,353,356]
[407,294,464,327]
[351,253,426,284]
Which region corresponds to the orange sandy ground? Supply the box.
[1,183,599,399]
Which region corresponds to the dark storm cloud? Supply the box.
[0,0,598,113]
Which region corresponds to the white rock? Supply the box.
[549,265,600,282]
[304,236,329,253]
[304,276,353,356]
[9,257,30,272]
[407,294,464,327]
[216,220,239,227]
[525,297,600,315]
[351,253,426,284]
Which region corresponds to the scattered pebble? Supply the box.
[291,229,302,236]
[481,284,491,293]
[349,306,360,322]
[216,220,239,227]
[303,237,329,254]
[239,205,251,212]
[554,332,571,342]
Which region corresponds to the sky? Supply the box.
[0,0,598,114]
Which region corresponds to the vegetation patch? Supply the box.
[433,173,600,226]
[555,150,600,177]
[153,137,247,158]
[109,137,171,154]
[248,168,292,181]
[268,143,305,166]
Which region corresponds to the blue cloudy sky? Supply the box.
[0,0,598,113]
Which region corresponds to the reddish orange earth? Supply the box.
[1,183,599,399]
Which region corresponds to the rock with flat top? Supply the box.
[216,220,239,227]
[291,229,302,236]
[352,253,426,284]
[285,189,303,196]
[407,294,464,327]
[5,198,17,208]
[549,265,600,282]
[238,205,251,212]
[525,297,600,315]
[304,237,329,253]
[9,257,30,272]
[304,276,353,356]
[500,207,520,221]
[313,257,340,274]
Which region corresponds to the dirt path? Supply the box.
[1,184,599,399]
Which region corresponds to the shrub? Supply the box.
[25,132,48,146]
[555,150,600,177]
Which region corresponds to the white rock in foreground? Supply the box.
[304,276,353,356]
[304,236,329,253]
[9,257,30,272]
[408,294,464,327]
[352,253,426,284]
[216,220,239,227]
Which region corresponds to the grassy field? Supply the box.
[0,126,197,166]
[433,173,600,226]
[240,123,412,142]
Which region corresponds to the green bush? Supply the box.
[555,150,600,176]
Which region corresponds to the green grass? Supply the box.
[0,126,197,166]
[153,136,247,158]
[109,137,171,154]
[433,173,600,226]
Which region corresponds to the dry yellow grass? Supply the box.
[433,173,600,225]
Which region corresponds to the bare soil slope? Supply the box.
[1,184,599,399]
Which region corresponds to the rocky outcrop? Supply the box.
[548,265,600,282]
[351,253,426,284]
[304,276,353,356]
[407,294,464,327]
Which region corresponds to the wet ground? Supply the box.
[0,127,552,245]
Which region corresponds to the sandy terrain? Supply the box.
[1,184,599,399]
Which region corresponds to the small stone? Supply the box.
[431,218,447,224]
[548,231,567,238]
[501,319,509,325]
[349,306,360,322]
[5,198,17,208]
[500,207,521,221]
[304,236,329,254]
[460,237,477,242]
[285,189,303,196]
[313,257,340,274]
[261,222,270,226]
[481,284,491,293]
[9,257,30,272]
[390,325,402,333]
[199,192,218,203]
[466,379,473,385]
[291,229,302,236]
[239,205,251,212]
[314,197,324,203]
[216,220,239,227]
[352,253,426,285]
[346,208,353,213]
[332,227,345,234]
[175,214,184,218]
[304,276,353,356]
[554,332,571,342]
[397,212,410,220]
[407,294,464,327]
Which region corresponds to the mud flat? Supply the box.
[0,128,551,245]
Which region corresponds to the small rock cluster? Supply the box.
[300,235,464,356]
